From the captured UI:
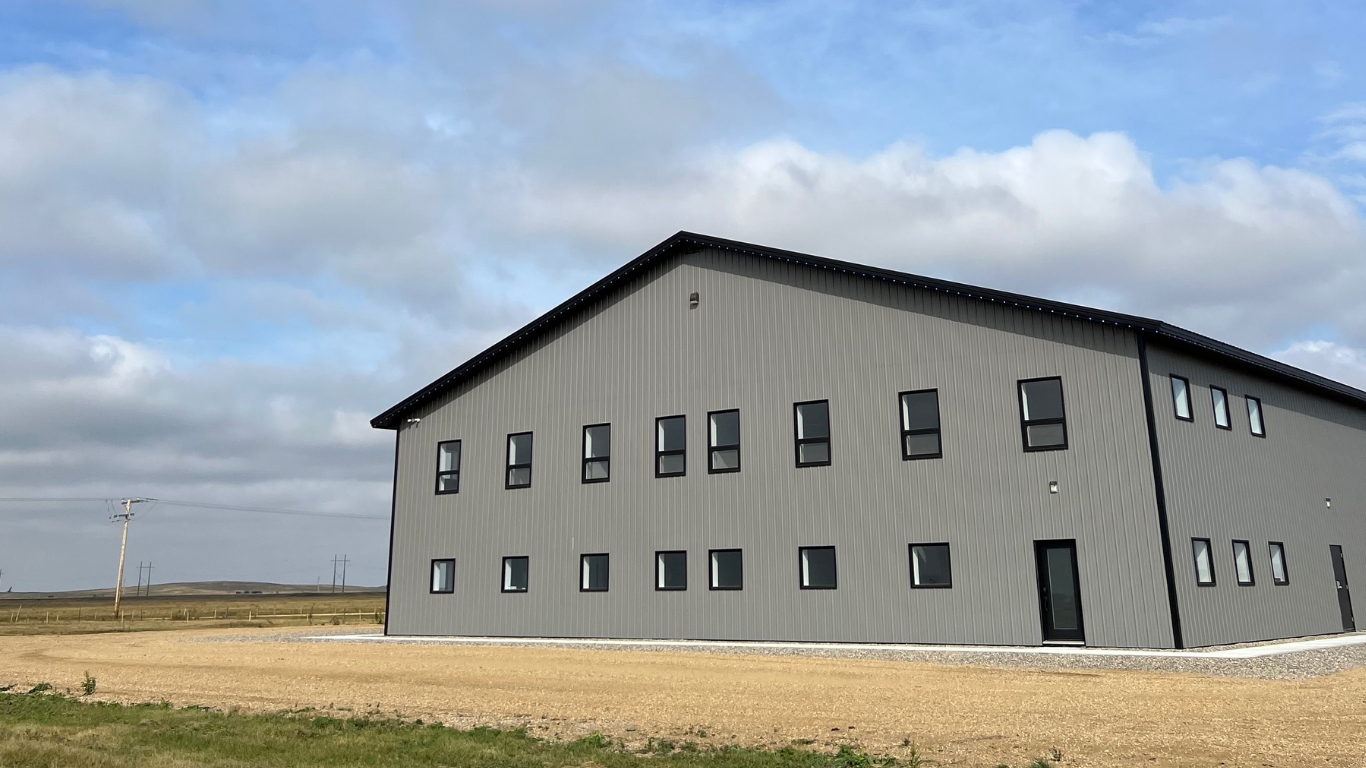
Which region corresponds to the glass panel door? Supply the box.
[1035,540,1086,643]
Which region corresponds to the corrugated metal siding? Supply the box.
[1147,344,1366,647]
[387,248,1174,647]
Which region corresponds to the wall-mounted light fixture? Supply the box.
[1326,498,1332,508]
[406,417,422,426]
[1049,481,1059,494]
[689,291,699,309]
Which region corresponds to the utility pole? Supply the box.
[111,498,148,617]
[331,556,338,594]
[136,561,144,597]
[144,562,153,597]
[340,555,350,594]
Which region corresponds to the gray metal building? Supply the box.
[372,232,1363,648]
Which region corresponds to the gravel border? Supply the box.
[202,627,1366,680]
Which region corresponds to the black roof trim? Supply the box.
[372,231,1366,428]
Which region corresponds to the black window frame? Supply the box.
[655,415,686,478]
[708,548,744,591]
[655,550,687,591]
[505,431,533,489]
[798,545,837,590]
[435,439,461,495]
[1246,395,1266,437]
[1210,386,1231,430]
[1170,375,1193,422]
[1017,376,1068,452]
[581,423,611,484]
[1268,541,1289,585]
[580,553,610,593]
[1191,538,1216,586]
[500,555,529,594]
[908,542,953,589]
[707,409,741,474]
[429,558,455,594]
[793,399,832,468]
[1232,539,1255,586]
[898,389,943,461]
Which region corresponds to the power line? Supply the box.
[0,497,386,521]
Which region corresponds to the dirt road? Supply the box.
[2,628,1363,767]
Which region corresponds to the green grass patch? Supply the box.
[0,692,897,768]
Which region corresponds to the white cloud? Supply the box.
[512,130,1366,348]
[1274,340,1366,391]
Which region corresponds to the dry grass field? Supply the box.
[2,626,1364,768]
[0,593,385,636]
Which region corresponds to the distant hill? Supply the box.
[0,580,386,599]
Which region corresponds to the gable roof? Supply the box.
[372,231,1366,428]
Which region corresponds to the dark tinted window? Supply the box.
[502,556,529,592]
[900,390,942,459]
[709,549,743,590]
[436,440,461,494]
[583,424,611,483]
[1018,378,1067,451]
[430,559,455,593]
[656,416,686,477]
[708,410,741,473]
[506,433,533,488]
[910,544,952,588]
[656,551,686,590]
[581,553,609,592]
[795,400,832,466]
[800,546,837,589]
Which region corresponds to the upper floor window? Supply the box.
[580,553,609,592]
[430,559,455,594]
[656,416,686,477]
[1191,538,1215,586]
[436,440,461,494]
[899,389,942,460]
[1268,542,1289,585]
[1246,396,1265,437]
[582,424,611,483]
[1211,386,1231,430]
[794,400,831,467]
[1170,376,1193,421]
[708,409,741,473]
[506,432,533,489]
[1018,377,1067,451]
[1232,540,1254,586]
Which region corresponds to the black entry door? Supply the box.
[1330,545,1356,633]
[1035,540,1085,643]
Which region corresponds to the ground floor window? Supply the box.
[502,556,529,593]
[1191,539,1215,586]
[430,559,455,593]
[581,553,609,592]
[1269,542,1289,585]
[709,549,743,590]
[910,543,952,588]
[799,546,837,589]
[656,551,686,590]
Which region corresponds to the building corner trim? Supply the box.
[1137,332,1185,649]
[383,429,400,636]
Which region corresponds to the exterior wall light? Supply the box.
[1049,481,1059,494]
[689,291,699,309]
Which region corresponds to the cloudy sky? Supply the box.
[1,0,1364,592]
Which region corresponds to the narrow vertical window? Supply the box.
[899,390,942,460]
[582,424,611,483]
[656,551,686,590]
[909,543,952,588]
[708,409,741,473]
[1170,376,1192,421]
[1018,377,1067,451]
[1211,387,1231,429]
[1246,396,1265,437]
[799,546,837,589]
[794,400,831,467]
[709,549,743,590]
[430,559,455,594]
[435,440,461,494]
[1268,542,1289,585]
[580,553,609,592]
[501,556,528,593]
[656,416,686,477]
[1233,540,1254,586]
[1191,538,1215,586]
[506,432,532,489]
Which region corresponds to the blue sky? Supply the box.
[0,0,1363,591]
